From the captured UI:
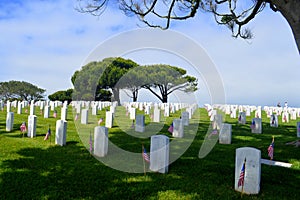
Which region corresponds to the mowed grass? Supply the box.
[0,105,299,200]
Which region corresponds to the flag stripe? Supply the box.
[142,147,150,163]
[238,161,245,187]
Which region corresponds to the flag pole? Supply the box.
[241,157,246,198]
[270,136,274,162]
[142,144,146,176]
[49,125,51,145]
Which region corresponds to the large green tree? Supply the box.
[71,57,138,103]
[142,64,197,103]
[77,0,300,53]
[48,89,74,104]
[0,80,45,101]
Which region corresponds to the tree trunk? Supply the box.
[162,94,168,103]
[132,89,138,102]
[271,0,300,53]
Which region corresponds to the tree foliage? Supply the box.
[71,57,137,103]
[48,89,74,104]
[142,64,198,103]
[76,0,300,53]
[0,80,45,101]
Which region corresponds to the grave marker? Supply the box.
[235,147,261,194]
[150,135,169,174]
[94,126,108,157]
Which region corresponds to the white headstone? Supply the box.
[135,115,145,133]
[251,118,262,134]
[172,119,184,138]
[297,122,300,138]
[55,120,67,146]
[61,107,68,121]
[235,147,261,194]
[94,126,108,157]
[92,106,98,116]
[153,108,160,123]
[30,103,35,115]
[164,105,170,117]
[6,101,11,113]
[81,109,88,124]
[6,112,14,132]
[219,123,232,144]
[105,111,114,128]
[17,101,22,114]
[27,115,37,138]
[213,114,223,130]
[145,105,151,115]
[181,112,189,126]
[44,106,50,118]
[150,135,169,174]
[130,107,136,120]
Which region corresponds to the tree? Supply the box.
[141,64,198,103]
[98,57,138,105]
[77,0,300,53]
[71,57,138,103]
[48,89,74,104]
[116,66,148,102]
[0,80,45,101]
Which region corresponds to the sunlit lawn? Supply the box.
[0,105,299,200]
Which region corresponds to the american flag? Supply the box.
[20,122,27,132]
[238,159,246,187]
[74,114,78,121]
[283,114,287,122]
[44,127,51,140]
[168,122,173,133]
[98,118,103,125]
[268,138,274,160]
[53,111,57,118]
[89,132,93,154]
[250,120,255,129]
[142,146,150,163]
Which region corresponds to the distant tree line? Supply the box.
[0,80,45,101]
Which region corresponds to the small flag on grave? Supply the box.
[142,145,150,163]
[98,118,103,125]
[168,122,174,133]
[283,114,287,122]
[44,126,51,140]
[74,113,78,121]
[268,136,274,160]
[238,158,246,188]
[53,110,57,118]
[20,122,27,133]
[250,120,255,129]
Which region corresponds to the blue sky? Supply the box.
[0,0,299,107]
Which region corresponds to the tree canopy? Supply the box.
[48,89,74,104]
[71,57,137,103]
[0,80,45,101]
[77,0,300,53]
[142,64,198,103]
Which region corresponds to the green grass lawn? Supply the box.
[0,105,299,200]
